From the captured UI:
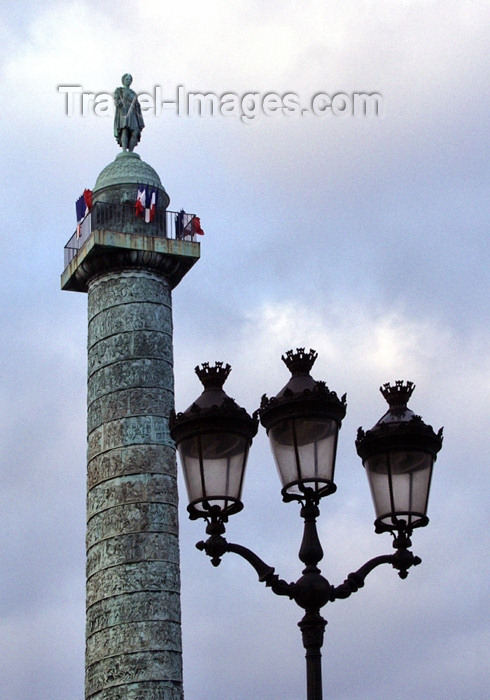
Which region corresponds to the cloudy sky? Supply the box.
[0,1,488,698]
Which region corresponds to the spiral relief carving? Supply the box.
[86,268,183,699]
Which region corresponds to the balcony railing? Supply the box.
[64,202,200,267]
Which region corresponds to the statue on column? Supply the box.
[114,73,145,152]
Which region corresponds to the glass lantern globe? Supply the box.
[356,381,443,534]
[259,349,346,502]
[170,362,258,520]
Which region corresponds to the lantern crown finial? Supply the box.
[380,380,415,410]
[281,348,318,376]
[195,361,232,390]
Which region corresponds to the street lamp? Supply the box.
[170,349,443,700]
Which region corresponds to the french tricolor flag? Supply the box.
[146,188,157,223]
[190,216,204,235]
[75,189,93,237]
[136,185,158,223]
[135,185,146,218]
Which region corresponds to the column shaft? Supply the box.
[85,269,183,700]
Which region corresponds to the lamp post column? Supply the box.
[299,611,326,700]
[295,499,328,700]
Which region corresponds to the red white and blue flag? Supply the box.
[175,211,205,238]
[135,185,158,223]
[135,185,146,218]
[188,215,204,236]
[75,189,93,237]
[147,189,157,223]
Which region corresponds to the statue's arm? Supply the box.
[114,87,124,109]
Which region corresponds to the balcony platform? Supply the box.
[61,204,201,293]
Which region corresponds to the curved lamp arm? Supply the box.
[196,534,294,598]
[196,529,422,608]
[331,547,422,600]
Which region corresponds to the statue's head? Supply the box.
[121,73,133,86]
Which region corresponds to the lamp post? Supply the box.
[170,349,443,700]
